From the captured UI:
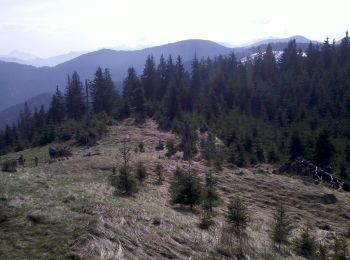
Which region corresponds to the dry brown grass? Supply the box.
[1,118,349,259]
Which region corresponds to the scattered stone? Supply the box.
[0,202,16,223]
[49,145,72,159]
[27,210,51,224]
[1,159,19,172]
[317,222,332,231]
[153,218,161,226]
[322,193,337,204]
[62,194,77,203]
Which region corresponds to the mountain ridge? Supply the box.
[0,38,313,112]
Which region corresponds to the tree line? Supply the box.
[1,32,350,179]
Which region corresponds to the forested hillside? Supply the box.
[1,33,350,179]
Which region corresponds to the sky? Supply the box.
[0,0,349,58]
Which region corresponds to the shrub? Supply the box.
[111,165,138,195]
[1,159,18,172]
[202,170,219,212]
[199,211,214,229]
[333,233,348,260]
[76,129,97,146]
[226,196,249,235]
[165,139,177,158]
[267,150,280,163]
[169,168,202,210]
[155,163,164,184]
[138,142,145,152]
[270,204,292,250]
[155,140,164,151]
[316,240,328,260]
[135,162,147,184]
[293,224,317,257]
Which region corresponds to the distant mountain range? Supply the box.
[0,36,317,128]
[0,51,88,67]
[0,93,52,130]
[246,35,319,47]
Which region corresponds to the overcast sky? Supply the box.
[0,0,348,58]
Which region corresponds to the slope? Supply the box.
[0,93,52,130]
[1,119,349,259]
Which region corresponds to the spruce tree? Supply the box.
[65,72,86,120]
[49,86,65,123]
[293,224,316,257]
[103,68,117,114]
[289,132,304,160]
[90,67,105,114]
[202,170,219,212]
[112,139,138,195]
[169,168,202,210]
[142,55,157,101]
[270,204,292,250]
[18,102,34,142]
[114,165,138,195]
[156,54,168,100]
[135,161,147,184]
[123,67,146,122]
[90,67,116,115]
[155,163,164,184]
[180,121,194,161]
[313,131,335,168]
[226,196,249,234]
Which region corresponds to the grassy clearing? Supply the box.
[0,119,349,259]
[0,145,50,168]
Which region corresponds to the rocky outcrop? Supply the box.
[279,157,349,192]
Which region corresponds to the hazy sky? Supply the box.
[0,0,349,58]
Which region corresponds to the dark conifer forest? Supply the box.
[1,34,350,180]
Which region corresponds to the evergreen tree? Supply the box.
[180,121,194,161]
[123,67,145,122]
[4,125,15,147]
[90,67,105,114]
[333,233,348,260]
[270,204,293,250]
[103,68,117,114]
[169,168,202,210]
[201,132,216,163]
[135,161,147,184]
[18,102,34,142]
[114,165,138,195]
[262,44,276,83]
[293,224,316,257]
[165,139,177,157]
[141,55,157,101]
[65,72,86,120]
[289,132,305,160]
[33,105,46,130]
[155,163,164,184]
[111,139,138,195]
[90,67,116,115]
[49,86,65,123]
[226,196,249,234]
[156,54,168,100]
[202,170,219,212]
[313,131,335,168]
[161,81,181,126]
[190,54,201,107]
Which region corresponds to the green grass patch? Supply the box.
[0,145,50,168]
